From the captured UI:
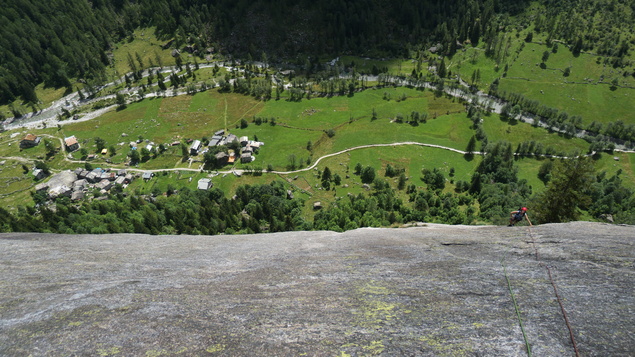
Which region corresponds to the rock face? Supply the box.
[0,222,633,356]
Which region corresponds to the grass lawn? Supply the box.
[330,112,472,154]
[498,42,635,126]
[482,113,590,153]
[451,47,510,89]
[339,56,419,76]
[447,36,635,127]
[0,161,39,209]
[292,144,482,218]
[231,124,322,170]
[515,157,548,192]
[593,152,635,190]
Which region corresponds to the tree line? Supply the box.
[2,141,634,234]
[1,0,533,108]
[4,0,633,111]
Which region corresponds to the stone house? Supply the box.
[64,136,80,152]
[20,134,41,149]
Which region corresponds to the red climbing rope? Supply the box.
[526,225,581,357]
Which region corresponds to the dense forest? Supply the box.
[2,0,635,234]
[5,0,633,107]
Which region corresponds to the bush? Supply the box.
[360,166,376,184]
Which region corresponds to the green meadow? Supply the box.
[339,56,420,76]
[499,42,634,126]
[448,33,635,127]
[110,27,178,79]
[482,113,589,153]
[2,68,635,211]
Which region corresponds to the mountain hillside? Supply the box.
[1,222,633,356]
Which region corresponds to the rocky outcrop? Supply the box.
[0,222,633,356]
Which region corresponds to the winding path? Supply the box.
[1,138,601,179]
[271,142,480,175]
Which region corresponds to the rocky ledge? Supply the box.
[1,222,633,356]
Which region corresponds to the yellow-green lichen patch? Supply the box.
[419,334,473,357]
[205,343,226,353]
[352,282,401,329]
[361,340,385,355]
[96,345,121,356]
[145,349,169,357]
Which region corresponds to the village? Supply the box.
[17,128,265,203]
[188,129,264,166]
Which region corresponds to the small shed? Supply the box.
[142,172,153,180]
[101,148,108,155]
[49,185,72,199]
[240,152,253,163]
[215,151,229,164]
[190,140,202,155]
[239,136,249,146]
[64,136,80,152]
[209,135,223,146]
[197,178,213,190]
[85,172,98,183]
[20,134,41,149]
[33,169,46,180]
[313,202,322,210]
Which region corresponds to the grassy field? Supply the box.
[482,112,590,153]
[110,27,178,79]
[3,19,635,217]
[446,31,635,124]
[449,32,635,127]
[0,84,71,120]
[338,56,420,76]
[499,42,635,126]
[2,78,635,212]
[264,143,483,219]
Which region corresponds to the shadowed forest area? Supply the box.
[1,0,635,234]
